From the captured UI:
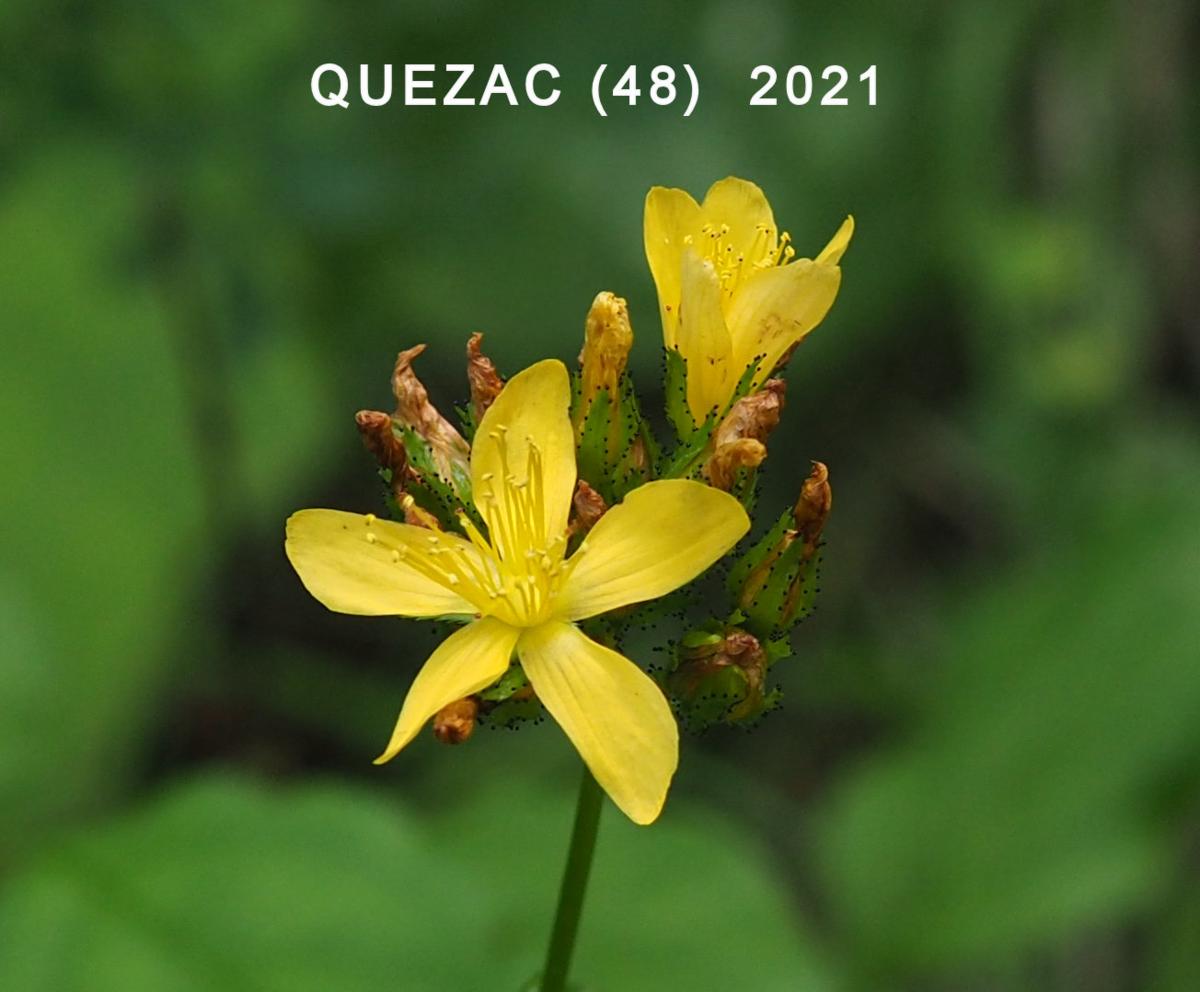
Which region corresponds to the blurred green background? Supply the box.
[3,1,1198,989]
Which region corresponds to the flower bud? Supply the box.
[576,291,633,422]
[573,292,648,499]
[466,332,504,423]
[433,697,478,744]
[667,625,779,729]
[729,461,831,636]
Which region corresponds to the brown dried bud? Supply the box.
[793,461,831,555]
[432,697,479,745]
[355,409,419,508]
[570,479,608,536]
[355,410,407,476]
[391,344,471,487]
[703,379,786,490]
[576,291,633,424]
[705,438,767,491]
[712,379,786,450]
[466,332,504,422]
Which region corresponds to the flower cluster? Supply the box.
[286,178,851,823]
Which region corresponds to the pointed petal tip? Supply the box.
[817,215,855,266]
[374,726,411,765]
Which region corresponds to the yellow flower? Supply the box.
[644,177,853,423]
[285,360,749,824]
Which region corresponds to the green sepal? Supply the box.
[399,426,465,502]
[612,374,652,498]
[727,463,761,513]
[477,663,543,729]
[634,393,662,481]
[663,348,693,442]
[576,385,613,497]
[481,693,543,730]
[479,663,529,703]
[764,636,793,667]
[394,425,483,533]
[746,541,821,638]
[379,466,455,533]
[680,628,724,652]
[455,402,479,444]
[726,510,792,600]
[658,412,719,480]
[782,549,821,627]
[727,507,823,638]
[449,461,473,507]
[726,356,765,410]
[574,372,654,503]
[672,664,752,732]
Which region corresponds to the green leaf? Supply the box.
[0,773,836,992]
[817,468,1200,979]
[0,147,207,859]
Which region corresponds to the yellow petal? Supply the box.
[816,215,855,266]
[471,359,576,548]
[644,186,702,351]
[678,248,733,422]
[727,259,842,387]
[518,621,677,824]
[375,617,519,763]
[285,509,479,617]
[557,480,749,620]
[700,177,777,262]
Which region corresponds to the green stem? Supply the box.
[540,765,603,992]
